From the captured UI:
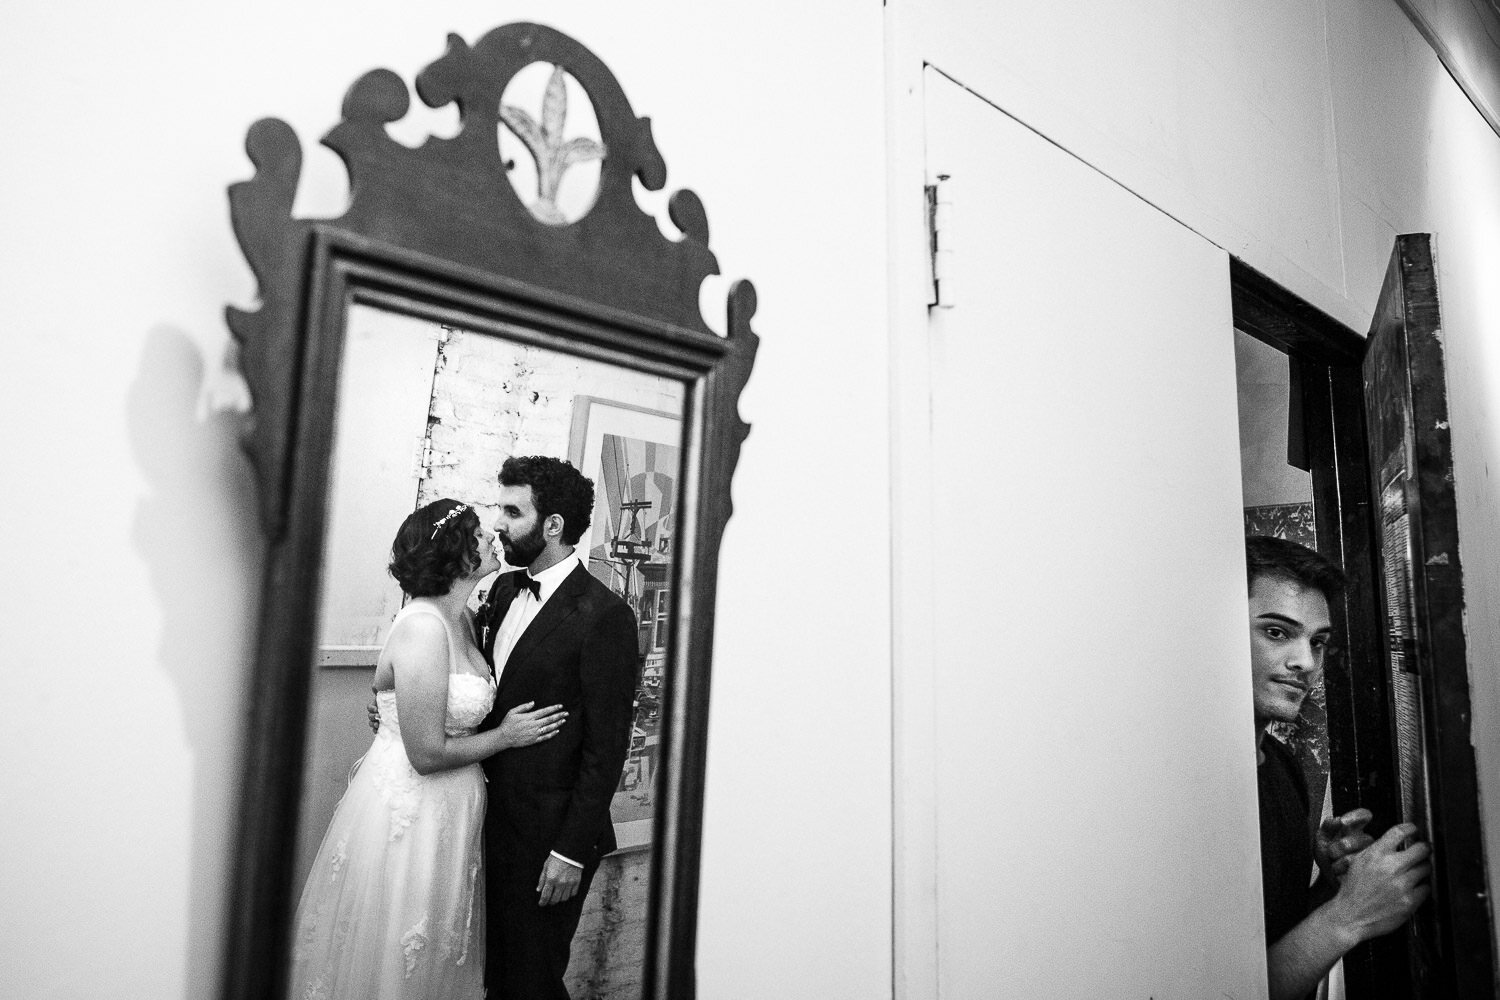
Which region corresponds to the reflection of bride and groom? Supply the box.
[289,455,640,1000]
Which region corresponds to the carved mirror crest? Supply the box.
[222,22,756,1000]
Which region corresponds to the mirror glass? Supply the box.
[293,301,684,997]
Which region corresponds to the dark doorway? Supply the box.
[1230,239,1494,999]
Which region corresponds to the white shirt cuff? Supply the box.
[550,850,583,869]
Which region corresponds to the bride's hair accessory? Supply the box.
[430,503,469,540]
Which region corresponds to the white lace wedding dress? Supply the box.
[288,604,496,1000]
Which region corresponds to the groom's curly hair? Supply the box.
[388,498,483,597]
[499,455,594,545]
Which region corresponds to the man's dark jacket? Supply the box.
[477,563,639,868]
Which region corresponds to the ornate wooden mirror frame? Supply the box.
[221,22,757,1000]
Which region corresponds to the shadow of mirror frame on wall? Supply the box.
[220,22,758,1000]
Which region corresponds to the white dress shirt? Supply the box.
[492,552,581,681]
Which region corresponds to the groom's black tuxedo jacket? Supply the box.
[477,563,639,869]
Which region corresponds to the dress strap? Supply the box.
[390,601,459,675]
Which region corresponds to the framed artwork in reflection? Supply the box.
[569,396,684,851]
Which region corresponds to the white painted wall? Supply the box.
[0,3,888,998]
[892,0,1500,974]
[923,74,1260,999]
[1235,332,1314,510]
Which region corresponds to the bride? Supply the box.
[288,499,567,1000]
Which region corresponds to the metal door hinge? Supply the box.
[926,174,954,309]
[415,435,459,480]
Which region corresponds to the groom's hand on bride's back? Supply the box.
[367,692,380,734]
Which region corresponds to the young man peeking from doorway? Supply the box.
[1246,536,1431,1000]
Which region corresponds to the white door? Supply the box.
[911,69,1267,999]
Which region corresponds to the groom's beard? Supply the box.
[500,521,546,567]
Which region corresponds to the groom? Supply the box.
[478,455,640,1000]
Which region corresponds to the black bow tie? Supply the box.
[519,575,542,600]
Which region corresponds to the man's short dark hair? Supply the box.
[388,499,482,597]
[499,455,595,546]
[1245,534,1346,604]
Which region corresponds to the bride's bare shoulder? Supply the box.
[383,611,447,661]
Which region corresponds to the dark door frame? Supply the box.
[1231,256,1424,997]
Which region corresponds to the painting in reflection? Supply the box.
[295,302,684,999]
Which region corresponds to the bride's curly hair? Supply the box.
[388,499,483,597]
